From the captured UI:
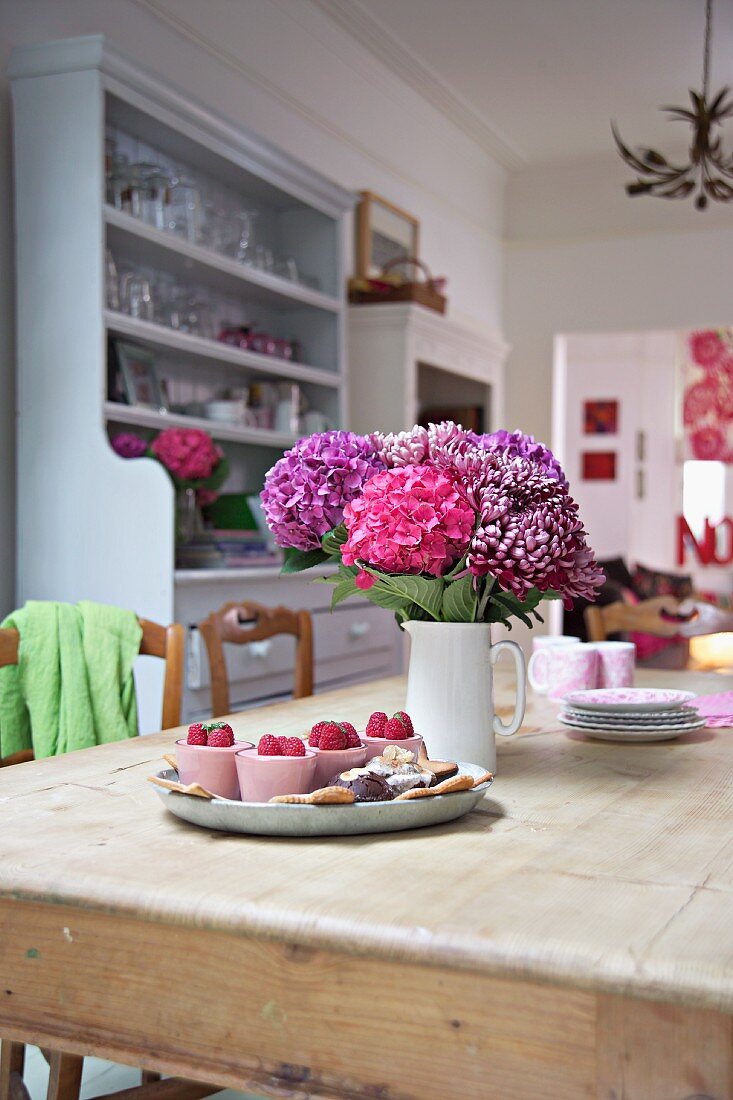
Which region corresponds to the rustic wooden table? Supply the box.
[1,668,732,1100]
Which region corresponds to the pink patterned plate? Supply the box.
[563,687,696,713]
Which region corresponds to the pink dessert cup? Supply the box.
[362,733,423,763]
[235,747,317,804]
[312,742,367,789]
[175,738,253,800]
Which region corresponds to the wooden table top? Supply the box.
[2,668,732,1016]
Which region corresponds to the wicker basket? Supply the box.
[348,257,447,314]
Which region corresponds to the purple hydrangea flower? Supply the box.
[477,429,568,487]
[261,431,385,551]
[111,432,148,459]
[465,452,604,606]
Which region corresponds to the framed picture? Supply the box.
[583,399,619,435]
[356,191,420,278]
[582,451,617,481]
[115,341,168,411]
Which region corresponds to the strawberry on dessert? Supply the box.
[392,711,414,736]
[338,721,361,748]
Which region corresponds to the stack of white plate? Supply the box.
[559,687,705,742]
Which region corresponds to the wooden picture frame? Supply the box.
[356,191,420,278]
[115,341,168,411]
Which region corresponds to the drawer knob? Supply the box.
[349,621,371,640]
[247,640,272,659]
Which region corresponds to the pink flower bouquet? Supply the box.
[261,422,604,627]
[111,427,229,498]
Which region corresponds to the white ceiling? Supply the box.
[315,0,733,169]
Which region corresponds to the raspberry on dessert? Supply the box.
[337,721,361,748]
[186,723,207,746]
[318,723,347,751]
[308,720,336,748]
[258,734,284,756]
[365,711,388,738]
[207,728,235,748]
[384,716,408,740]
[283,737,306,757]
[392,710,414,736]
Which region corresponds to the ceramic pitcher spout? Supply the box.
[403,621,526,773]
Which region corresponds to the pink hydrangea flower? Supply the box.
[341,465,475,577]
[152,428,223,481]
[690,426,726,460]
[689,330,725,368]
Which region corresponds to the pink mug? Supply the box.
[586,641,636,688]
[527,636,581,693]
[528,643,600,700]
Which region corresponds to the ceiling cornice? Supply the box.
[311,0,525,170]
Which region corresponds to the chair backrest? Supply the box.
[138,619,185,730]
[0,628,33,768]
[198,601,314,717]
[585,597,684,642]
[0,618,185,766]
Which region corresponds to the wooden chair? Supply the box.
[198,601,314,716]
[0,618,191,1100]
[584,596,686,642]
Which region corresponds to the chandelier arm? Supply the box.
[703,0,712,99]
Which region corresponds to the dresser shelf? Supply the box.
[104,311,341,389]
[105,206,341,314]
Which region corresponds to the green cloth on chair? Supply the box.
[0,601,143,759]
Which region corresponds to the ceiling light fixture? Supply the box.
[612,0,733,209]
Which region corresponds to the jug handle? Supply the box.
[490,640,526,737]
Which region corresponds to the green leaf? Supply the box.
[360,567,445,620]
[321,523,347,557]
[441,574,477,622]
[281,546,330,574]
[329,565,360,609]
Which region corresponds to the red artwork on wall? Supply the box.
[682,329,733,462]
[581,451,617,480]
[583,399,619,434]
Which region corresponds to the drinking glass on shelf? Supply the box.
[276,257,299,282]
[231,209,258,264]
[167,175,204,244]
[143,167,171,231]
[108,153,130,211]
[120,272,154,322]
[254,244,275,273]
[105,250,120,312]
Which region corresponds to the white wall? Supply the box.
[504,154,733,450]
[0,0,507,616]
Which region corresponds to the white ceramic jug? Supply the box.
[403,621,526,773]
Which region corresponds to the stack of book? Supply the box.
[210,529,281,569]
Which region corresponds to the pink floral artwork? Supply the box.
[682,329,733,462]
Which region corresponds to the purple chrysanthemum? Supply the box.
[465,452,604,606]
[111,432,148,459]
[261,431,385,551]
[477,429,568,487]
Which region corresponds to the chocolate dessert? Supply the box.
[366,745,436,794]
[329,767,395,803]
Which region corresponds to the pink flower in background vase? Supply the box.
[683,378,718,425]
[689,329,725,368]
[691,425,727,460]
[152,428,223,482]
[341,464,474,577]
[111,432,148,459]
